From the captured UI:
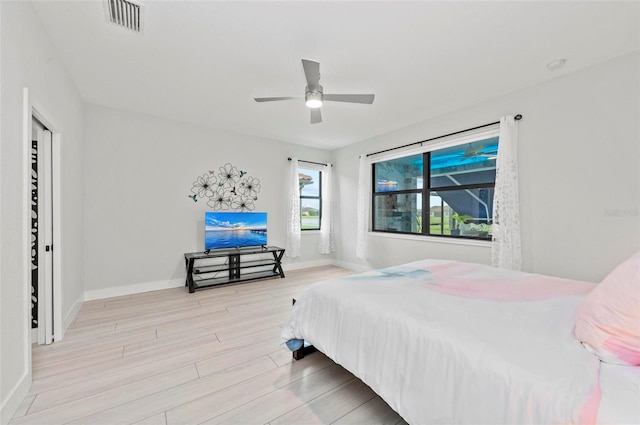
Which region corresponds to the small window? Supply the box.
[372,134,498,240]
[299,167,322,230]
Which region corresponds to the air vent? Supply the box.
[103,0,144,33]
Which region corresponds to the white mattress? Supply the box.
[281,259,640,424]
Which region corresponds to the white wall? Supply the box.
[0,6,636,421]
[333,52,640,283]
[82,104,333,297]
[0,2,85,424]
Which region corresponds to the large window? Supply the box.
[372,135,498,240]
[299,167,322,230]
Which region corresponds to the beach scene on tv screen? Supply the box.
[205,212,267,249]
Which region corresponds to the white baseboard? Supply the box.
[30,294,82,345]
[282,259,334,271]
[331,260,372,273]
[83,264,337,302]
[60,294,84,339]
[0,369,30,425]
[82,262,367,303]
[84,278,185,301]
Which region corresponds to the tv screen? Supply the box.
[205,211,267,250]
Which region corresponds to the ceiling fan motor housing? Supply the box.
[305,85,323,108]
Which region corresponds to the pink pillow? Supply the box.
[574,252,640,365]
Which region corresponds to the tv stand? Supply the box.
[184,246,285,293]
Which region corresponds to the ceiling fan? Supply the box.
[254,59,375,124]
[460,143,498,159]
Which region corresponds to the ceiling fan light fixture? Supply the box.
[305,87,323,108]
[306,99,323,108]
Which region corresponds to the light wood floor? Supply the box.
[11,266,407,425]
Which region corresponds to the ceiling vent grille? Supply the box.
[104,0,144,33]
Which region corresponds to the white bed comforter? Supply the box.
[280,259,640,424]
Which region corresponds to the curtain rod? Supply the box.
[366,114,522,158]
[287,157,331,167]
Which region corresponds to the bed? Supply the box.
[280,258,640,425]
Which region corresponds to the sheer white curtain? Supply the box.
[285,158,301,258]
[492,115,521,270]
[319,163,334,254]
[356,154,371,259]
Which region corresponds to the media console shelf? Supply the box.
[184,246,285,293]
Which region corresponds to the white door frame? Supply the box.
[36,128,53,345]
[23,88,63,344]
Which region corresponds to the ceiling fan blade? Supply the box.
[324,94,375,104]
[310,108,322,124]
[302,59,321,90]
[254,96,299,102]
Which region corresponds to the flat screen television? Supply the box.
[205,211,267,250]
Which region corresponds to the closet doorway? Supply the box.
[28,103,62,345]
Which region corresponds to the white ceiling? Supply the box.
[33,1,639,150]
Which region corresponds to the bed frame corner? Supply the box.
[291,298,317,360]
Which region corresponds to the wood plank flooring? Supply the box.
[11,266,407,425]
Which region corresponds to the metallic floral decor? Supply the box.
[189,163,261,211]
